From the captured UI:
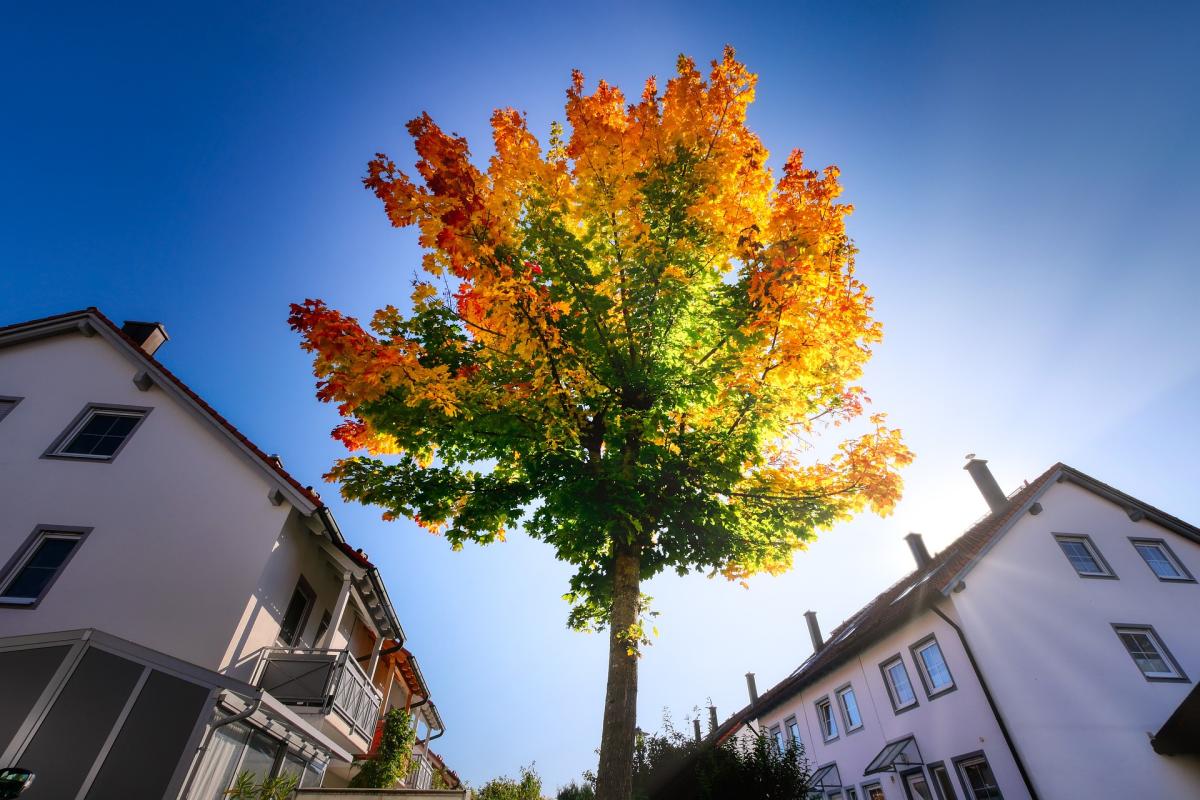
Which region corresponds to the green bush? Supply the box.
[475,764,544,800]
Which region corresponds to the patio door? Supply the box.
[904,769,935,800]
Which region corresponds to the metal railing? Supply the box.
[256,648,383,740]
[407,755,434,790]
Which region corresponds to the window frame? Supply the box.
[0,525,92,608]
[835,683,863,733]
[43,403,152,463]
[1052,533,1117,579]
[815,695,839,742]
[879,654,920,714]
[770,724,785,754]
[1129,538,1195,583]
[910,635,957,699]
[862,783,885,800]
[277,577,317,647]
[784,715,803,748]
[928,761,957,800]
[0,395,23,424]
[1111,623,1189,682]
[951,751,1002,800]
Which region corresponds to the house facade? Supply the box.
[717,459,1200,800]
[0,308,457,799]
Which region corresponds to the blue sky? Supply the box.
[3,0,1199,790]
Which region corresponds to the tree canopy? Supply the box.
[290,46,910,630]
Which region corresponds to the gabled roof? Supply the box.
[715,461,1200,739]
[0,307,323,510]
[0,307,410,639]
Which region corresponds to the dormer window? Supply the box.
[46,405,150,462]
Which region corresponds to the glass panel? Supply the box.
[2,535,80,599]
[1135,544,1182,579]
[278,752,307,783]
[819,701,837,738]
[0,400,15,421]
[186,722,250,800]
[919,642,954,690]
[932,765,957,800]
[867,787,886,800]
[840,688,862,728]
[61,412,141,457]
[888,661,916,706]
[788,720,803,746]
[846,790,858,800]
[239,731,280,782]
[1118,631,1172,675]
[278,583,312,645]
[1057,539,1104,575]
[906,773,934,800]
[771,726,784,753]
[301,761,326,789]
[961,758,1002,799]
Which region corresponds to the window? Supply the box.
[912,637,955,697]
[1053,534,1115,578]
[1131,539,1194,582]
[845,789,858,800]
[47,405,149,461]
[770,724,785,753]
[881,656,918,712]
[863,785,885,800]
[953,753,1002,800]
[785,716,803,748]
[1113,625,1187,681]
[0,397,20,423]
[314,610,333,645]
[278,579,316,646]
[0,528,87,604]
[904,770,934,800]
[930,762,957,800]
[836,685,862,731]
[816,697,838,740]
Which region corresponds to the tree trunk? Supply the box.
[595,546,641,800]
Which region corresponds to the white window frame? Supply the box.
[44,404,151,462]
[785,715,803,748]
[1052,533,1116,579]
[953,752,1002,800]
[836,684,863,732]
[0,526,90,606]
[911,636,956,698]
[1112,624,1188,682]
[815,696,839,741]
[770,724,785,753]
[1130,538,1195,582]
[881,655,919,713]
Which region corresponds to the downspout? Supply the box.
[932,607,1040,800]
[180,691,264,798]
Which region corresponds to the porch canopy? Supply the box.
[1152,684,1200,756]
[864,735,924,775]
[811,762,842,791]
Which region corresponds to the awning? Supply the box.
[864,735,924,775]
[811,762,842,790]
[1152,683,1200,756]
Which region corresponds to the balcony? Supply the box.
[256,648,383,742]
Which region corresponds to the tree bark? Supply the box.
[595,546,641,800]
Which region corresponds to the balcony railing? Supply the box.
[256,648,383,741]
[407,755,434,790]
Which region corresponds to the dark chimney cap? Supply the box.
[121,320,169,357]
[904,532,932,568]
[803,610,824,652]
[964,457,1008,512]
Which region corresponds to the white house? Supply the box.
[711,459,1200,800]
[0,308,456,799]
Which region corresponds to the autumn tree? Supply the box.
[290,47,911,800]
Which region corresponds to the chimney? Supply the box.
[964,456,1008,512]
[708,706,718,732]
[121,320,169,357]
[745,672,759,705]
[904,532,932,568]
[693,718,702,742]
[803,610,824,651]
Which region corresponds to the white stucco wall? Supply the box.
[755,607,1030,800]
[0,332,304,672]
[951,479,1200,799]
